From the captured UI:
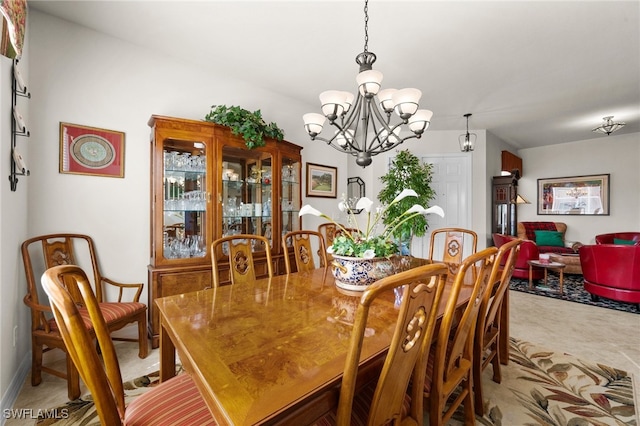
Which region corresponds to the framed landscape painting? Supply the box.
[59,122,125,178]
[537,174,609,215]
[306,163,337,198]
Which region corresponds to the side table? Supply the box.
[527,260,566,295]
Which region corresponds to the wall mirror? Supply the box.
[347,177,365,214]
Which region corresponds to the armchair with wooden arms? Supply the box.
[41,265,215,425]
[21,233,148,400]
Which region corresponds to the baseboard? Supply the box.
[0,355,30,426]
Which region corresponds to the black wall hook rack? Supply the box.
[9,58,30,192]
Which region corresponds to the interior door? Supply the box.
[411,154,472,258]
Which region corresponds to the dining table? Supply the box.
[155,261,489,425]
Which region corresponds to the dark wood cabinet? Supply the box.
[492,174,518,236]
[147,115,302,347]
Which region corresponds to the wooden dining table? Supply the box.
[155,262,484,425]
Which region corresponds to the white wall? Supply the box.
[517,133,640,245]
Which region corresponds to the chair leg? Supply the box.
[31,341,43,386]
[463,378,476,424]
[137,316,149,359]
[66,355,81,400]
[473,358,484,416]
[491,341,502,384]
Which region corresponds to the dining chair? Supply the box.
[473,238,522,415]
[317,223,359,261]
[314,263,449,426]
[428,227,478,267]
[40,265,216,426]
[211,234,273,287]
[21,233,148,400]
[423,246,498,426]
[282,230,328,273]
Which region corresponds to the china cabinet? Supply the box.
[148,115,302,347]
[492,174,518,236]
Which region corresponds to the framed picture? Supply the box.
[59,122,125,178]
[537,174,609,215]
[306,162,337,198]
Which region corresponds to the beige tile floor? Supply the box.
[5,290,640,425]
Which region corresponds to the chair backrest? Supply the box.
[317,223,359,257]
[22,234,105,330]
[336,263,449,426]
[41,265,125,425]
[477,239,521,348]
[211,234,273,287]
[427,246,497,423]
[282,230,328,273]
[428,228,478,265]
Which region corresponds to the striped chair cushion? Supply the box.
[313,381,411,426]
[48,302,146,332]
[125,373,216,425]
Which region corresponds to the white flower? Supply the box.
[362,249,376,259]
[405,204,445,218]
[338,201,348,212]
[299,205,323,217]
[392,189,418,204]
[326,245,334,254]
[355,197,374,213]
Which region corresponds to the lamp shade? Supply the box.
[319,91,346,120]
[377,88,397,112]
[303,113,326,137]
[392,88,422,119]
[356,70,383,96]
[408,109,433,134]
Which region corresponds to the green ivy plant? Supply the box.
[378,149,436,240]
[204,105,285,149]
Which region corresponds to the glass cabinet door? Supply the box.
[281,156,301,247]
[221,146,272,254]
[162,139,208,260]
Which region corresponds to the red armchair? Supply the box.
[493,233,543,280]
[595,232,640,245]
[579,244,640,308]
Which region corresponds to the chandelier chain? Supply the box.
[363,0,369,53]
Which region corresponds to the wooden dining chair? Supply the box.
[40,265,216,425]
[21,233,148,400]
[473,238,522,415]
[211,234,273,287]
[314,263,449,426]
[317,223,359,261]
[423,246,498,426]
[282,230,328,273]
[428,228,478,266]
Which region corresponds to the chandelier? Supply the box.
[592,116,625,136]
[302,0,432,167]
[567,187,587,198]
[459,113,477,152]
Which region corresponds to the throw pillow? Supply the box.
[534,230,564,247]
[613,238,636,245]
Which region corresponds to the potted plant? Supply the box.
[299,190,443,291]
[378,149,437,254]
[204,105,285,149]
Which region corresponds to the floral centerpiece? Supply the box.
[299,189,444,290]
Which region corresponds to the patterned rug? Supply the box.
[510,275,639,314]
[37,339,636,425]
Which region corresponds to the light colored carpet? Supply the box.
[36,338,636,426]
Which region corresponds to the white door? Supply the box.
[411,154,472,258]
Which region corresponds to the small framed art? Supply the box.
[306,162,337,198]
[59,122,125,178]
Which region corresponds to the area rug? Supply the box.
[510,275,639,314]
[37,339,636,426]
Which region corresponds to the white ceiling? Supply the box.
[29,0,640,149]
